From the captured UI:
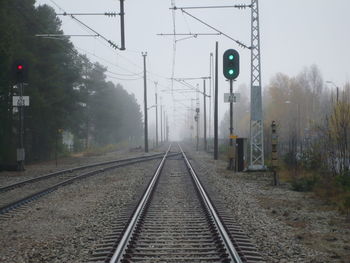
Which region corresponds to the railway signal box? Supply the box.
[223,49,240,80]
[12,60,28,82]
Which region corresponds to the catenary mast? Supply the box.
[249,0,265,170]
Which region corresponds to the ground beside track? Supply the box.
[0,158,160,263]
[0,148,162,187]
[187,149,350,263]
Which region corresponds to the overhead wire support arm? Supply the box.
[171,5,252,10]
[57,12,119,17]
[158,33,220,42]
[172,79,210,97]
[177,9,251,49]
[172,77,211,80]
[69,15,121,50]
[157,33,220,36]
[50,0,126,50]
[36,34,99,38]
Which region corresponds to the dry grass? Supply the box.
[278,164,350,218]
[82,142,127,157]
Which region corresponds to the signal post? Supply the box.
[223,49,240,170]
[12,60,29,171]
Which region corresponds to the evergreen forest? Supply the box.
[0,0,143,166]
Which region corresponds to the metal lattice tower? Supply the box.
[249,0,265,170]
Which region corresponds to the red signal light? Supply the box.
[17,65,23,70]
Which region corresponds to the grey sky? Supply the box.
[35,0,350,140]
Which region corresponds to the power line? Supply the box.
[171,0,177,90]
[73,46,142,76]
[49,0,121,50]
[36,34,99,37]
[176,8,251,49]
[57,12,119,17]
[171,5,251,10]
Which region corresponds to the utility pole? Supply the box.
[160,98,163,143]
[228,80,234,170]
[209,53,213,146]
[18,82,25,171]
[214,42,219,160]
[166,114,169,141]
[119,0,126,50]
[163,110,166,142]
[154,82,158,147]
[142,52,148,152]
[13,61,28,171]
[195,108,199,151]
[196,90,200,151]
[190,98,195,141]
[203,78,207,151]
[249,0,265,170]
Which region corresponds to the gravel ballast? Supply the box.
[0,149,160,187]
[188,150,350,263]
[0,156,160,262]
[1,145,349,262]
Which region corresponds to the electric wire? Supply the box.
[48,0,120,49]
[179,8,250,49]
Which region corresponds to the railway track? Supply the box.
[0,152,176,216]
[0,152,166,193]
[89,144,263,263]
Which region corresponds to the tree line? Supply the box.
[0,0,143,166]
[264,65,350,176]
[220,64,350,177]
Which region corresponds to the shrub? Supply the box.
[283,151,297,167]
[299,149,323,171]
[291,176,319,192]
[336,172,350,192]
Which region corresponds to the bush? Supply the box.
[336,172,350,192]
[283,151,297,167]
[291,176,319,192]
[299,150,323,170]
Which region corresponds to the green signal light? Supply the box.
[228,54,234,60]
[228,69,234,75]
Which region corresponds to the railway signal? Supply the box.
[223,49,240,170]
[271,121,279,185]
[223,49,239,80]
[13,60,28,82]
[12,60,29,171]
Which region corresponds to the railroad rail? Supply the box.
[89,144,263,262]
[0,152,165,193]
[0,152,179,215]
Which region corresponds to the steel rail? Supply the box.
[178,143,243,263]
[0,152,178,215]
[0,153,165,193]
[109,144,172,263]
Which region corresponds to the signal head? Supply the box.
[12,60,28,82]
[223,49,239,80]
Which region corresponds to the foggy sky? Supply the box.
[35,0,350,140]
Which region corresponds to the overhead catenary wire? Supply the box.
[171,5,252,10]
[177,8,251,49]
[57,12,119,17]
[31,1,191,125]
[48,0,121,50]
[170,0,177,91]
[74,46,142,76]
[16,1,147,84]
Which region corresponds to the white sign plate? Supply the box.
[224,93,240,103]
[13,96,30,106]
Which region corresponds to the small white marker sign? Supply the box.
[224,93,240,103]
[13,96,30,106]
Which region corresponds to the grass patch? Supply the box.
[83,142,127,157]
[278,163,350,216]
[291,175,319,192]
